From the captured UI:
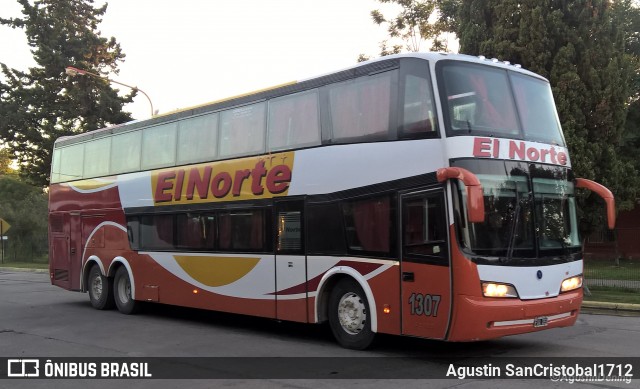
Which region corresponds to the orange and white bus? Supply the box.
[49,53,615,349]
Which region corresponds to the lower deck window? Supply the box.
[176,213,216,250]
[219,209,270,251]
[343,195,394,256]
[127,208,271,253]
[140,214,174,250]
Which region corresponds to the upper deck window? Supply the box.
[268,90,320,151]
[219,103,266,158]
[177,113,218,165]
[142,122,177,170]
[50,58,413,184]
[110,130,141,174]
[511,73,564,145]
[441,63,519,136]
[400,57,438,138]
[55,143,84,182]
[328,72,392,141]
[83,137,110,178]
[439,61,565,146]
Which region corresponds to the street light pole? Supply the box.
[65,66,155,117]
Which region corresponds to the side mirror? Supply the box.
[437,167,485,223]
[575,178,616,229]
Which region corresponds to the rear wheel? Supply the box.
[328,279,375,350]
[113,266,140,314]
[87,265,114,310]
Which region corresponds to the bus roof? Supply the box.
[55,52,544,148]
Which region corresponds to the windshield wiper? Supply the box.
[505,192,531,262]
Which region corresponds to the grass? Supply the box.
[583,259,640,281]
[0,261,48,270]
[583,286,640,305]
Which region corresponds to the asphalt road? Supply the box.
[0,270,637,389]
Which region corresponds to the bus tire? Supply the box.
[87,264,114,310]
[328,278,375,350]
[113,266,140,315]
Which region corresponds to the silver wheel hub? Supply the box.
[337,292,366,335]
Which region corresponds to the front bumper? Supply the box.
[447,289,582,341]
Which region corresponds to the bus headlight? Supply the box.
[481,282,518,298]
[560,275,583,292]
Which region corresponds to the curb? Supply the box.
[0,266,48,274]
[582,301,640,312]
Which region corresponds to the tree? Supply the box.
[0,148,16,176]
[440,0,640,236]
[616,0,640,174]
[359,0,450,62]
[0,176,48,262]
[0,0,134,187]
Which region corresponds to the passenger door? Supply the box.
[400,189,452,339]
[274,199,307,322]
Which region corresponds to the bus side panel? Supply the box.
[304,257,399,331]
[133,258,277,319]
[400,262,451,339]
[83,238,280,318]
[275,254,308,323]
[48,180,122,213]
[81,214,280,319]
[367,264,401,335]
[127,252,277,319]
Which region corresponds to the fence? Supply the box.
[583,257,640,291]
[0,231,48,265]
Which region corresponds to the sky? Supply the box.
[1,0,413,120]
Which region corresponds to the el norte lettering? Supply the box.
[153,153,294,205]
[473,137,568,165]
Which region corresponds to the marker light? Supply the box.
[560,275,583,293]
[383,304,391,314]
[482,282,518,298]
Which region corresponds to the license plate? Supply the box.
[533,316,549,327]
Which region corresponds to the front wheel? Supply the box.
[113,266,140,314]
[328,279,375,350]
[87,264,114,310]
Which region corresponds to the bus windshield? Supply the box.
[440,61,565,146]
[453,159,580,263]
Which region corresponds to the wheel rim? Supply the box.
[116,274,131,304]
[91,275,103,300]
[337,292,367,335]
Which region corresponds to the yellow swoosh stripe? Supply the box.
[67,178,116,191]
[174,255,260,287]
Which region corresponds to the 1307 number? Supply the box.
[408,293,441,317]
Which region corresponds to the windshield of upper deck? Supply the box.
[438,61,565,146]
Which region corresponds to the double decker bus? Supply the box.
[49,52,615,349]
